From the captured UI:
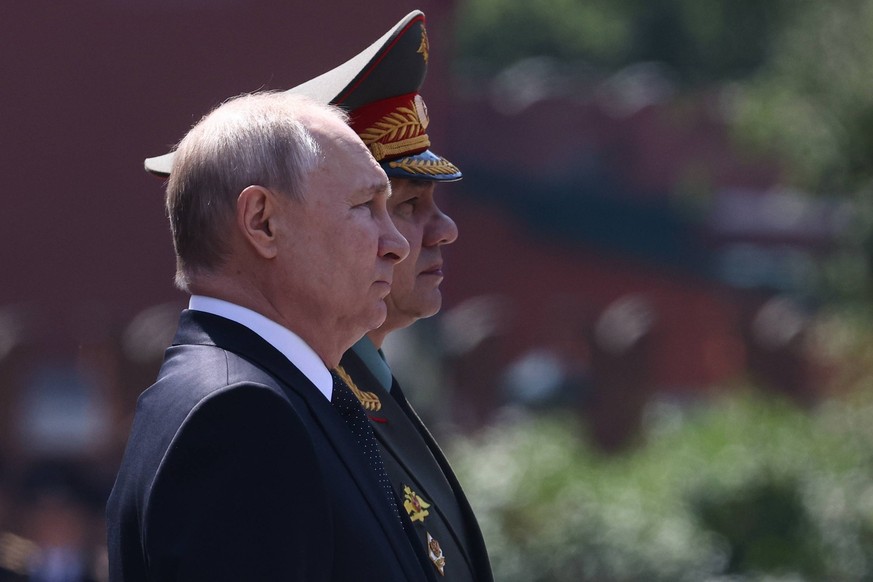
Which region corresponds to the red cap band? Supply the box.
[350,92,431,161]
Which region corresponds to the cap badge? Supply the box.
[402,484,431,523]
[427,532,446,576]
[333,365,382,412]
[418,24,429,64]
[414,95,430,131]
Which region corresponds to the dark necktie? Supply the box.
[330,370,402,523]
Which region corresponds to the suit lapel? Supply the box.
[174,310,429,580]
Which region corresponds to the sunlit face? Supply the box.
[381,178,458,332]
[274,113,409,345]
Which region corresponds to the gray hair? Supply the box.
[165,91,349,291]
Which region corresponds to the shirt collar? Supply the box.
[350,336,394,393]
[188,295,333,400]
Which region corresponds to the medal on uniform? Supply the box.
[402,484,431,522]
[402,486,445,575]
[427,531,446,576]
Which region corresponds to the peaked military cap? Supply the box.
[144,10,461,182]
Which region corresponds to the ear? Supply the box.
[236,185,279,259]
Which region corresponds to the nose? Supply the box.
[424,206,459,247]
[379,212,410,264]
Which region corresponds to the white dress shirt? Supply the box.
[188,295,333,401]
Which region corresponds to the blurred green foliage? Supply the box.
[450,3,873,578]
[456,0,873,193]
[727,0,873,193]
[456,0,790,83]
[725,0,873,304]
[456,0,873,302]
[449,384,873,580]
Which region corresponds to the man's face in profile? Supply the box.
[271,114,409,340]
[381,178,458,331]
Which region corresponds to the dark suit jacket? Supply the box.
[339,347,493,582]
[107,310,433,581]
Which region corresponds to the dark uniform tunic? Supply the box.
[339,338,493,581]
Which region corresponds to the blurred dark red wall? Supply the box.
[0,0,455,349]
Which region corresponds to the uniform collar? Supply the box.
[350,336,394,393]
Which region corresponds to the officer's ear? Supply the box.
[236,185,279,259]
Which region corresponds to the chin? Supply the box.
[358,302,388,332]
[410,301,442,322]
[372,307,389,329]
[422,293,443,318]
[384,291,443,327]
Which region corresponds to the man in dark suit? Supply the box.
[142,11,493,580]
[106,92,442,580]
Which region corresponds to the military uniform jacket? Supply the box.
[339,346,493,581]
[107,310,435,581]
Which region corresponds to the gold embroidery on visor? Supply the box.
[388,158,460,176]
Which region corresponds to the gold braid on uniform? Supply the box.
[333,365,382,411]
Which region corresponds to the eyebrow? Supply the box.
[371,180,392,199]
[411,180,432,190]
[402,180,435,194]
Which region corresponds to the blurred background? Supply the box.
[3,0,873,579]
